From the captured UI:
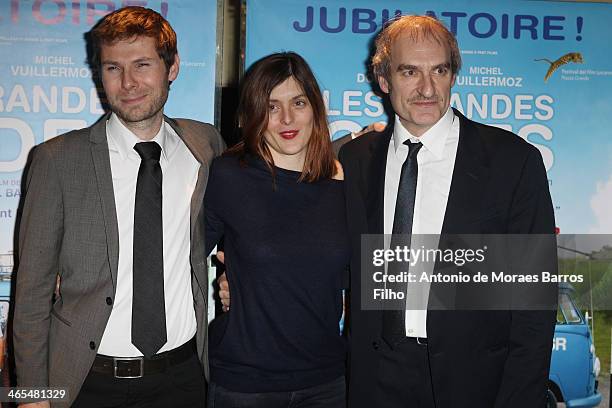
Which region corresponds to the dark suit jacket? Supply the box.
[13,113,225,407]
[338,109,557,408]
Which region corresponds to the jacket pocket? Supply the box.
[50,308,72,327]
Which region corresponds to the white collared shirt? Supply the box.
[98,113,199,357]
[384,108,459,338]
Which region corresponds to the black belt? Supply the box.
[91,338,196,378]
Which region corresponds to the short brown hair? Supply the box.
[372,15,461,84]
[89,6,177,71]
[229,52,336,183]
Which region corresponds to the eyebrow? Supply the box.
[396,64,417,71]
[269,93,307,102]
[101,57,156,65]
[396,62,451,71]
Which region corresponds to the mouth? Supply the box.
[411,100,438,108]
[121,95,147,105]
[279,130,299,140]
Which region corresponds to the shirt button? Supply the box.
[89,341,96,350]
[106,297,113,305]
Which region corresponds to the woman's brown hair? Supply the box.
[227,52,335,183]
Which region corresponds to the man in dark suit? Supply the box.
[13,7,224,407]
[338,15,557,408]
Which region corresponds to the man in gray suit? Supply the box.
[13,7,224,407]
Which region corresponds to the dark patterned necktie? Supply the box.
[132,142,167,358]
[382,141,422,347]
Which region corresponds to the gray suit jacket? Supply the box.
[13,113,225,407]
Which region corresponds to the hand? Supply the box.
[332,160,344,181]
[0,336,6,370]
[352,122,386,138]
[19,402,50,408]
[215,251,230,312]
[216,250,224,265]
[217,272,230,312]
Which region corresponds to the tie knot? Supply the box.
[404,140,423,158]
[134,142,162,162]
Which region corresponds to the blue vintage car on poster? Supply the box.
[548,283,602,407]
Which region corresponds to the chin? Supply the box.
[416,114,441,125]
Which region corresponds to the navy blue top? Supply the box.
[204,154,349,392]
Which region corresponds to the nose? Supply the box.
[280,108,293,125]
[121,69,137,90]
[418,73,434,98]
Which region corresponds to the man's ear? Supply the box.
[168,54,180,82]
[451,73,456,87]
[378,76,390,94]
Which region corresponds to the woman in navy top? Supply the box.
[204,52,349,408]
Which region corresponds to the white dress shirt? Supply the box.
[98,113,199,356]
[384,108,459,338]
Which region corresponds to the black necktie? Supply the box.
[132,141,167,358]
[382,140,422,347]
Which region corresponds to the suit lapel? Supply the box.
[430,110,490,347]
[441,109,490,234]
[364,128,393,234]
[89,113,120,290]
[166,117,210,288]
